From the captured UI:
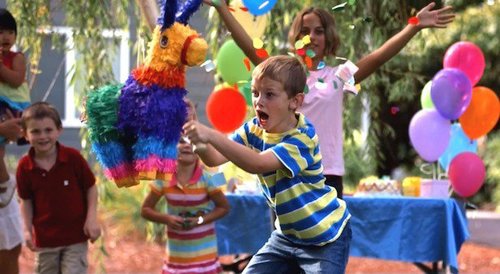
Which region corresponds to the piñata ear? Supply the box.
[176,0,203,25]
[159,0,177,30]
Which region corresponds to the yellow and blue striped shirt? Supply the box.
[231,113,350,246]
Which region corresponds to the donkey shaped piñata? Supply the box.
[86,0,207,187]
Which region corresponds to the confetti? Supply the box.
[253,38,264,49]
[243,57,251,71]
[302,35,311,45]
[390,106,400,115]
[295,40,305,50]
[333,81,338,89]
[306,49,316,58]
[317,61,326,70]
[304,56,313,68]
[200,59,215,72]
[258,1,270,10]
[332,2,348,12]
[304,85,309,94]
[256,48,269,59]
[315,81,328,90]
[296,48,306,56]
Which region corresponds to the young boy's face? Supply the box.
[252,76,302,133]
[0,29,16,53]
[24,117,62,155]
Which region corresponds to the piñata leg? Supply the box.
[86,84,138,187]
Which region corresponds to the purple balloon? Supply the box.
[409,109,451,162]
[431,68,472,120]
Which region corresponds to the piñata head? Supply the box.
[86,0,207,187]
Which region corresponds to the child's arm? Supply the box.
[141,190,185,231]
[0,53,27,88]
[20,198,37,251]
[83,184,101,243]
[0,110,22,142]
[185,189,230,228]
[183,120,284,174]
[354,2,454,83]
[204,0,262,65]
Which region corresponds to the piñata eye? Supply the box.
[160,35,168,48]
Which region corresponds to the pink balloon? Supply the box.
[448,152,485,197]
[443,41,485,86]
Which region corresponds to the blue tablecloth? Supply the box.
[215,194,469,273]
[344,196,469,273]
[216,193,273,255]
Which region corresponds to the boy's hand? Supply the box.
[183,120,211,145]
[416,2,455,29]
[24,230,37,251]
[84,218,101,243]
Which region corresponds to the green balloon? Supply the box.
[217,40,254,85]
[420,81,435,109]
[237,81,253,106]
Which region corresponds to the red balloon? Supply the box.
[206,87,247,133]
[448,152,485,197]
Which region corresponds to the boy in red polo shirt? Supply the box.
[16,102,101,274]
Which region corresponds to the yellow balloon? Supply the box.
[231,0,268,38]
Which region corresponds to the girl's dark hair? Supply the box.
[0,8,17,34]
[288,7,340,56]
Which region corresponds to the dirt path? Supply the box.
[19,236,500,274]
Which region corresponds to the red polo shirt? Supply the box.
[16,143,95,247]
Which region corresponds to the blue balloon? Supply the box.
[439,123,478,172]
[242,0,277,16]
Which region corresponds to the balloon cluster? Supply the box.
[409,41,499,197]
[206,0,277,133]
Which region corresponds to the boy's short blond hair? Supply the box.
[252,55,307,98]
[21,102,62,130]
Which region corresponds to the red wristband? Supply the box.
[408,16,419,25]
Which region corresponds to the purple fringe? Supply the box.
[117,76,187,144]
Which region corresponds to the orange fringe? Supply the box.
[132,66,185,89]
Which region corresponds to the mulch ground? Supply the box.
[19,224,500,273]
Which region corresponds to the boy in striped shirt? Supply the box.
[184,55,351,273]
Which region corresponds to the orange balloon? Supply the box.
[459,86,500,139]
[206,87,247,133]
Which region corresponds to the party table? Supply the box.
[216,194,469,273]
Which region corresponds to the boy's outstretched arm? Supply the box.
[84,184,101,243]
[203,0,263,65]
[183,120,284,174]
[354,2,454,83]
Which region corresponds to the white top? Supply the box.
[0,178,24,250]
[299,66,345,176]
